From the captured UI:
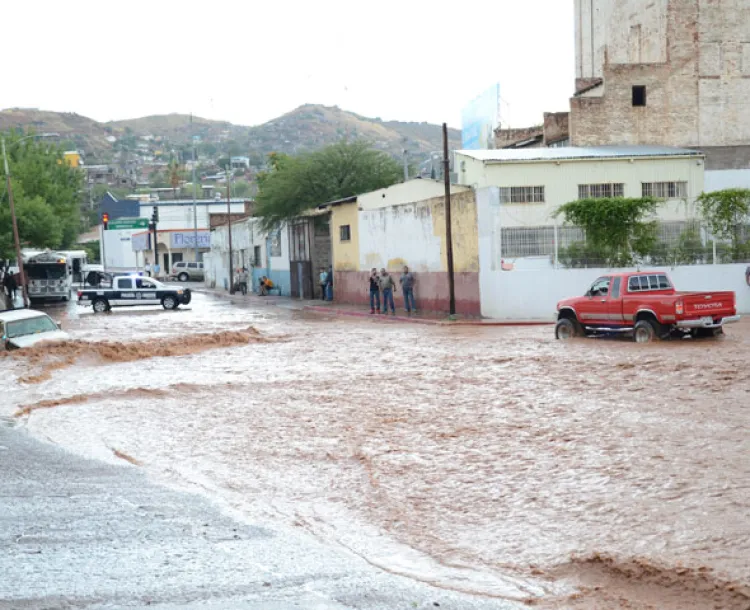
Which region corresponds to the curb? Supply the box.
[302,305,553,327]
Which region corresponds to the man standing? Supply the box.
[325,266,334,301]
[237,267,249,296]
[3,270,17,309]
[379,268,396,315]
[368,268,380,314]
[399,265,416,314]
[319,267,328,300]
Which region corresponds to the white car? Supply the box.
[0,309,70,349]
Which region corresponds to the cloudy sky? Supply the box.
[2,0,574,129]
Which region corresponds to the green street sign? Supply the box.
[108,217,150,230]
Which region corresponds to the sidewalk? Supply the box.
[193,286,552,326]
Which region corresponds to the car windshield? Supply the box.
[5,315,58,338]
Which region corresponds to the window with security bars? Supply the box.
[642,181,688,198]
[499,186,545,204]
[578,183,624,199]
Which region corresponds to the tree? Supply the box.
[167,158,182,199]
[0,130,84,260]
[697,188,750,260]
[254,140,403,229]
[554,197,660,267]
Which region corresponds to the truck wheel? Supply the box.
[92,298,109,313]
[178,272,189,282]
[633,320,658,343]
[162,295,177,310]
[555,318,579,340]
[694,327,723,338]
[181,289,191,305]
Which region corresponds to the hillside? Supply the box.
[110,104,461,160]
[0,105,460,165]
[0,108,114,156]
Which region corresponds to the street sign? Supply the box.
[108,217,150,230]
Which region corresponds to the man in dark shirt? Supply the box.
[368,267,380,314]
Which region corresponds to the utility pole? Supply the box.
[226,169,234,294]
[442,123,456,316]
[1,138,28,308]
[402,149,409,181]
[191,114,199,263]
[150,207,159,278]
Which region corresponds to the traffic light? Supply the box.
[151,207,159,224]
[102,213,109,230]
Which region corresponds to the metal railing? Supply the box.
[499,221,750,268]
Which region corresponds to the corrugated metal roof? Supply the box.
[456,146,704,163]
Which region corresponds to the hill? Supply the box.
[109,104,461,161]
[0,108,114,156]
[0,105,461,166]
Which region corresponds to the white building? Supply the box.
[454,146,705,227]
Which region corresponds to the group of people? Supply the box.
[235,267,275,296]
[369,266,415,315]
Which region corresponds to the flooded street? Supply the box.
[2,293,749,609]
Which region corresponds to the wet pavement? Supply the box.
[2,292,749,609]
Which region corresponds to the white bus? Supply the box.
[24,251,74,302]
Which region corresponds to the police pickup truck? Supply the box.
[77,274,192,313]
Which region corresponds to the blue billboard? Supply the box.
[461,83,501,150]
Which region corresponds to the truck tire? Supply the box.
[92,298,109,313]
[633,319,658,343]
[162,295,178,310]
[694,327,723,338]
[181,289,191,305]
[178,272,189,282]
[555,318,580,340]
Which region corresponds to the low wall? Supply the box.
[334,271,481,315]
[479,262,750,320]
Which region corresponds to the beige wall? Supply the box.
[455,153,705,227]
[357,179,469,210]
[331,202,360,271]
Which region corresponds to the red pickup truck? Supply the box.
[556,271,740,342]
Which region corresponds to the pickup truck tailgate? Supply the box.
[681,291,736,318]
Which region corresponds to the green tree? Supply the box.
[697,188,750,260]
[554,197,660,267]
[255,140,402,229]
[0,130,84,260]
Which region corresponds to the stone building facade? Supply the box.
[571,0,750,169]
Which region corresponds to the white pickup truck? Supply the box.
[77,274,192,313]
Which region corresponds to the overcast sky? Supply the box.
[2,0,574,129]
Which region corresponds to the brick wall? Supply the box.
[571,0,750,170]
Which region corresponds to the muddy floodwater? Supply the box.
[2,294,749,609]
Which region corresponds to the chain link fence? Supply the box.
[499,221,750,268]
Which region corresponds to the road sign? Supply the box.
[108,217,150,230]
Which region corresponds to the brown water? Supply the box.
[3,294,749,609]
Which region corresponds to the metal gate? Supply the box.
[289,219,314,299]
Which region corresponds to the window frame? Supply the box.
[578,183,625,199]
[339,224,352,242]
[627,274,673,293]
[498,186,546,204]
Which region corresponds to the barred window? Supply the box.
[578,183,624,199]
[642,181,688,198]
[499,186,545,204]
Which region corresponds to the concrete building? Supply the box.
[495,112,570,149]
[571,0,750,170]
[325,180,479,314]
[454,146,705,227]
[207,218,291,295]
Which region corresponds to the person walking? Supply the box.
[3,270,17,305]
[379,268,396,315]
[319,267,328,300]
[325,266,334,301]
[368,268,380,314]
[237,267,249,296]
[399,265,416,314]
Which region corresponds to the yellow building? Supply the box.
[63,151,81,168]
